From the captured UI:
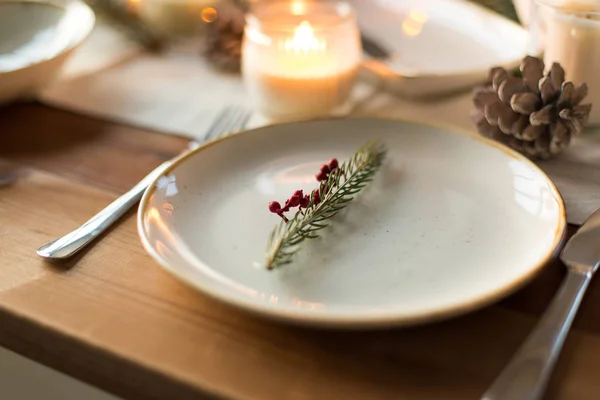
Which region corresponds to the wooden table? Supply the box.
[1,103,599,400]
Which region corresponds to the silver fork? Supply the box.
[37,106,252,260]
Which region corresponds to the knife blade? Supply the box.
[561,209,600,270]
[482,207,600,400]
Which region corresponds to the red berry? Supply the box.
[288,195,300,207]
[312,189,320,204]
[320,164,330,174]
[315,171,327,181]
[293,189,303,197]
[328,158,338,170]
[268,201,281,213]
[300,195,310,208]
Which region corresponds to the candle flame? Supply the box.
[283,21,326,53]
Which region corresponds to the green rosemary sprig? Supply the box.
[264,139,387,270]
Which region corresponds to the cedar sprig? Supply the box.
[264,139,387,270]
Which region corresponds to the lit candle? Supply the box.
[242,1,361,121]
[537,0,600,124]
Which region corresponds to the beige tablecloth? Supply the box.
[38,24,600,226]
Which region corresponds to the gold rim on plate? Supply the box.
[137,116,566,328]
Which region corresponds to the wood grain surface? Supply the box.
[1,104,599,400]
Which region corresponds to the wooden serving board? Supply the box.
[1,104,600,400]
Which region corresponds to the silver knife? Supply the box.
[482,208,600,399]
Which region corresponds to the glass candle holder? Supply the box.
[242,1,361,121]
[531,0,600,125]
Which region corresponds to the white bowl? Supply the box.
[0,0,95,105]
[513,0,532,26]
[353,0,532,97]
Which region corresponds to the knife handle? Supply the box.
[36,161,172,259]
[481,268,591,400]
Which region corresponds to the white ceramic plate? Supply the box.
[138,118,565,328]
[352,0,533,96]
[0,0,94,104]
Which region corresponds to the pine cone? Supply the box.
[471,56,592,160]
[202,1,245,72]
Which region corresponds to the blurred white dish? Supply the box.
[0,0,94,105]
[513,0,532,26]
[138,118,566,328]
[353,0,532,96]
